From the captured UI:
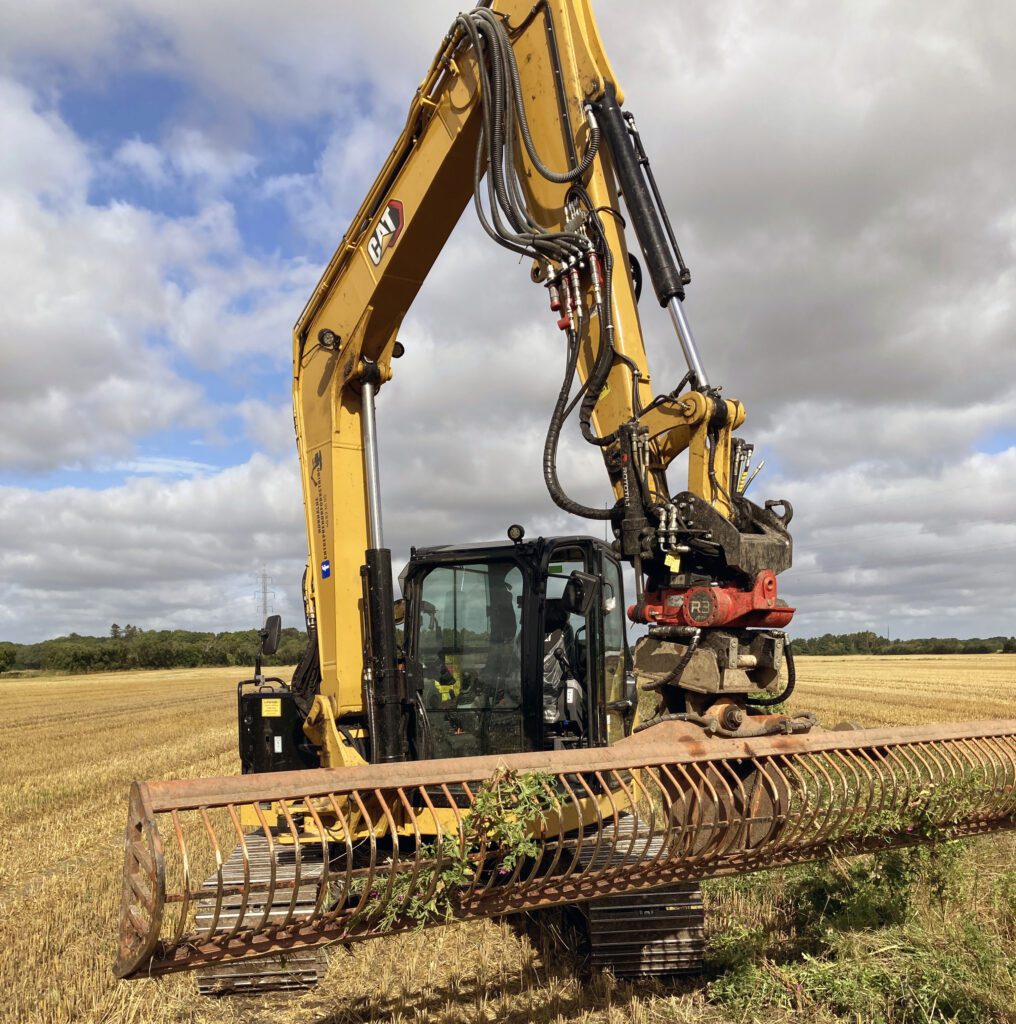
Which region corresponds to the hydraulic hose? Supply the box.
[577,217,617,448]
[455,10,619,517]
[639,629,701,691]
[746,640,796,707]
[543,331,614,521]
[456,9,596,265]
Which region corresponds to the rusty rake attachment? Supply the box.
[116,719,1016,979]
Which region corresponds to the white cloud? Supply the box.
[111,455,218,476]
[238,399,294,455]
[0,86,210,469]
[0,78,90,202]
[113,137,169,187]
[166,127,257,188]
[265,116,403,242]
[0,2,446,120]
[1,2,1015,644]
[0,455,305,641]
[780,446,1016,637]
[163,249,316,368]
[113,130,258,193]
[754,391,1016,475]
[0,81,316,471]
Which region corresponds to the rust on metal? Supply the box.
[116,719,1016,979]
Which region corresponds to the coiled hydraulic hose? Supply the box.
[543,328,614,520]
[746,640,797,707]
[454,9,623,520]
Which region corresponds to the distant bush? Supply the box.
[793,631,1014,656]
[0,625,309,675]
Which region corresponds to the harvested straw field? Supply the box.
[1,656,1013,1024]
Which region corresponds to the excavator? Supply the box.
[116,0,1016,995]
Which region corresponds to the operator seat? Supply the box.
[543,598,585,733]
[545,598,581,676]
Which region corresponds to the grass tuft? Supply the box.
[704,839,1016,1023]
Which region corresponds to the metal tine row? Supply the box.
[151,733,1016,950]
[968,735,1016,815]
[165,801,322,941]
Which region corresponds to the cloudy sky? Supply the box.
[1,1,1013,644]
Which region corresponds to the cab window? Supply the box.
[416,560,523,757]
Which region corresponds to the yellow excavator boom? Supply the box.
[292,0,734,721]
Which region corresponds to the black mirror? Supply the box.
[562,570,599,618]
[393,599,406,626]
[261,614,282,656]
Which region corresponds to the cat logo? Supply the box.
[367,200,405,265]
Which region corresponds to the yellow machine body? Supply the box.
[116,0,1015,988]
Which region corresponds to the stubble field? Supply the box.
[1,656,1013,1024]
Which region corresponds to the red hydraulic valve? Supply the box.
[631,570,795,629]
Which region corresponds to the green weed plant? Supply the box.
[343,765,555,931]
[704,771,1014,1022]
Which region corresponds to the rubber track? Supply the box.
[581,816,704,976]
[585,884,704,976]
[194,833,329,996]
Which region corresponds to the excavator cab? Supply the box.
[400,531,635,761]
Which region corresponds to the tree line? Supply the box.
[1,625,1013,677]
[793,630,1016,656]
[0,623,308,675]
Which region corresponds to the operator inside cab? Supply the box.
[543,597,586,745]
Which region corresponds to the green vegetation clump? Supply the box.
[345,766,555,931]
[708,921,1014,1023]
[704,838,1016,1023]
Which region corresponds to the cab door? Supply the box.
[596,552,632,745]
[409,557,528,757]
[542,540,631,748]
[541,542,632,748]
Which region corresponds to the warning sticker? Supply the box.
[262,698,282,718]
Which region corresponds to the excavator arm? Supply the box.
[292,0,659,727]
[292,0,773,737]
[115,0,1016,987]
